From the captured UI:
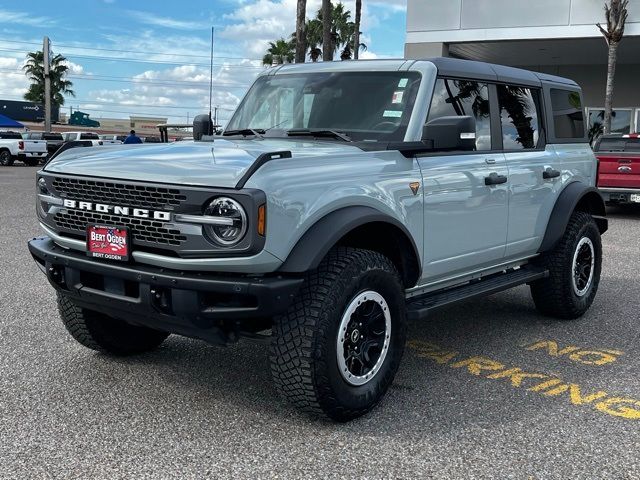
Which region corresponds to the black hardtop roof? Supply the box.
[424,57,579,88]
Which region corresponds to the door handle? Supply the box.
[543,168,561,179]
[485,158,496,165]
[485,172,507,186]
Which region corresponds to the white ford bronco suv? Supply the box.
[29,58,607,421]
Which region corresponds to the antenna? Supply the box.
[209,26,215,128]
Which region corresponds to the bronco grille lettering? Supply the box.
[62,199,171,221]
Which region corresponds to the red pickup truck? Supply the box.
[594,133,640,205]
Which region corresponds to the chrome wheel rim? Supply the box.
[572,237,595,297]
[336,290,391,386]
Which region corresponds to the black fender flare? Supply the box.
[278,206,421,274]
[539,182,608,253]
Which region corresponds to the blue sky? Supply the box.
[0,0,407,123]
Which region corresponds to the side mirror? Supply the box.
[193,114,214,141]
[423,115,477,152]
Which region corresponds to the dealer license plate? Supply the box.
[86,225,130,261]
[631,194,640,203]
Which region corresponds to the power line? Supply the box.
[0,46,265,69]
[0,67,254,89]
[0,37,264,62]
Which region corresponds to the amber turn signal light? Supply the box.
[257,204,266,236]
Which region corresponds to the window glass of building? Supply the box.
[427,78,492,151]
[497,85,540,150]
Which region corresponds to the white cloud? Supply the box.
[0,9,56,27]
[127,10,211,30]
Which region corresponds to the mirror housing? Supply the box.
[423,115,477,152]
[193,114,214,141]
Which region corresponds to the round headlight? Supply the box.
[204,197,247,246]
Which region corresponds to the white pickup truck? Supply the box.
[62,131,103,146]
[0,131,48,166]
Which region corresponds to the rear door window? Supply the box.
[497,85,541,150]
[427,78,492,151]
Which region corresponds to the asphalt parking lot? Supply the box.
[1,165,640,479]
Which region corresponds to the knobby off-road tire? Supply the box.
[57,293,169,355]
[530,211,602,319]
[0,150,14,166]
[270,248,407,422]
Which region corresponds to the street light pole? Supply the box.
[43,36,51,132]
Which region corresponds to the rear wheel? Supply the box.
[0,150,14,166]
[270,248,407,421]
[57,293,169,355]
[530,211,602,319]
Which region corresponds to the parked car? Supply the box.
[0,131,47,166]
[594,133,640,205]
[142,136,162,143]
[99,134,125,144]
[23,131,64,159]
[61,131,103,146]
[29,58,607,421]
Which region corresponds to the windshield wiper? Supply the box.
[223,128,265,137]
[286,129,352,142]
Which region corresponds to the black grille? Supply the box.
[54,210,187,246]
[51,177,187,210]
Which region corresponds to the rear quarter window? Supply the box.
[550,89,585,139]
[595,137,640,152]
[0,132,22,139]
[79,133,99,140]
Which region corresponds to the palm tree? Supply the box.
[23,51,75,112]
[337,21,367,60]
[322,0,332,61]
[263,39,295,66]
[353,0,362,60]
[295,0,307,63]
[306,19,323,62]
[597,0,628,134]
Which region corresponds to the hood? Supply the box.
[44,138,364,188]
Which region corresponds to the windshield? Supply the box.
[226,71,422,142]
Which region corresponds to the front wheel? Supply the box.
[0,150,14,166]
[270,248,407,421]
[530,211,602,319]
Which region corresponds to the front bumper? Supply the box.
[28,236,303,345]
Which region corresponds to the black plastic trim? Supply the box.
[278,206,421,275]
[539,182,608,253]
[235,151,292,189]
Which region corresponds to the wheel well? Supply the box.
[575,190,608,233]
[337,222,420,288]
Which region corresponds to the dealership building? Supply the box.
[405,0,640,136]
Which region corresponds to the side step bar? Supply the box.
[406,266,548,321]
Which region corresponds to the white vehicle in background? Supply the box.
[99,134,125,144]
[62,131,103,146]
[0,131,48,166]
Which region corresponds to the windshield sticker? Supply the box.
[398,78,409,88]
[392,91,404,104]
[383,110,403,118]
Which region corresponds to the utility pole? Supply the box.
[43,36,51,132]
